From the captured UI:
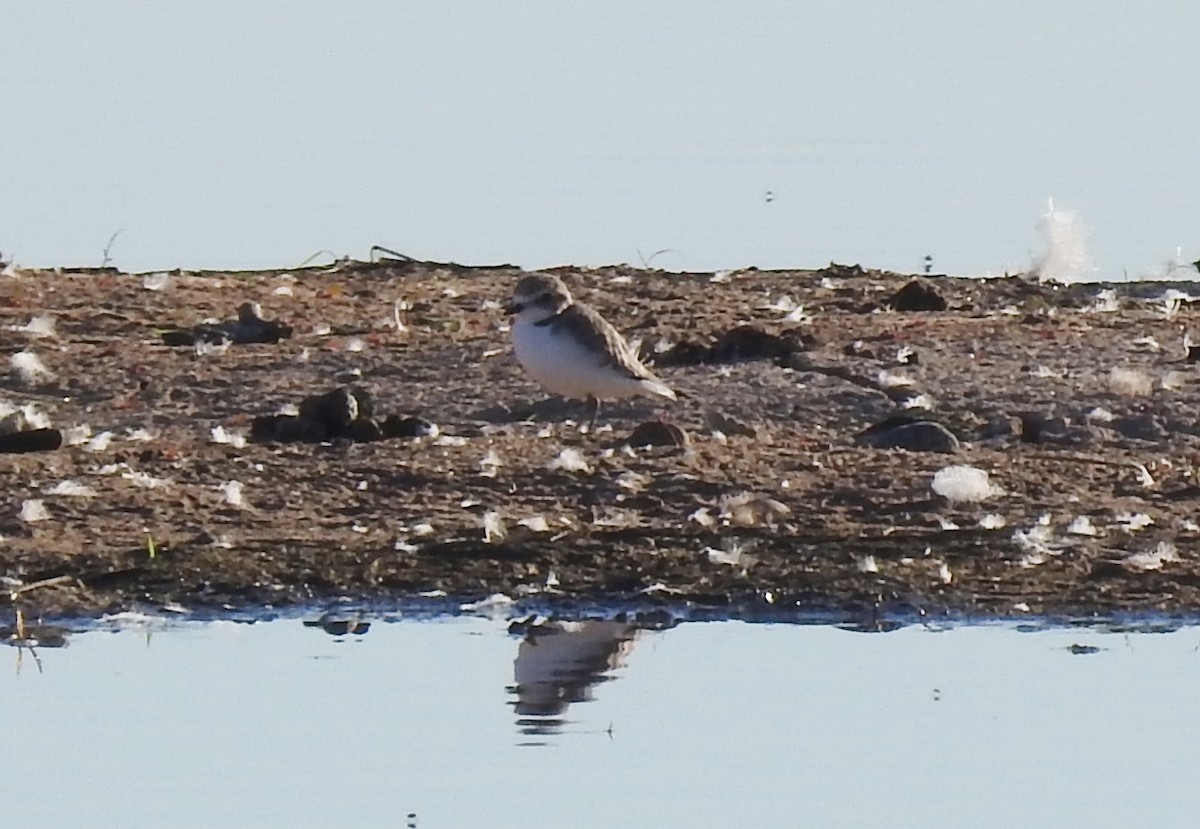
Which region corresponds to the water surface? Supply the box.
[4,612,1198,828]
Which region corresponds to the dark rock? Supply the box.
[1109,414,1168,442]
[299,388,359,434]
[250,414,328,443]
[349,387,375,421]
[888,280,947,312]
[1018,413,1091,446]
[977,415,1016,441]
[625,420,689,448]
[704,411,758,437]
[856,416,959,453]
[819,262,867,279]
[382,415,438,439]
[0,428,63,454]
[659,325,811,366]
[160,301,293,347]
[344,418,384,442]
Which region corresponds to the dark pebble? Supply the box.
[0,428,63,454]
[889,280,948,312]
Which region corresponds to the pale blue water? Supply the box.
[2,2,1198,278]
[3,613,1198,828]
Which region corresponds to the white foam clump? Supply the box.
[1031,198,1094,284]
[1116,511,1154,531]
[516,515,550,533]
[459,593,514,616]
[142,272,173,291]
[1087,289,1120,313]
[547,447,591,473]
[1162,371,1188,391]
[9,314,57,338]
[194,339,230,357]
[1066,515,1099,536]
[46,480,97,498]
[221,480,245,507]
[478,449,502,478]
[11,351,52,384]
[937,562,953,584]
[877,369,914,388]
[481,510,507,543]
[85,431,116,452]
[0,401,52,431]
[931,465,1003,503]
[19,499,49,522]
[123,470,168,489]
[1107,367,1153,397]
[211,425,247,449]
[978,514,1006,530]
[706,543,754,569]
[1124,542,1180,572]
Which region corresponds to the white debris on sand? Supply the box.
[10,350,52,385]
[478,449,502,479]
[7,314,57,338]
[211,425,248,449]
[19,499,49,522]
[1123,542,1181,572]
[482,510,507,543]
[1107,367,1153,397]
[547,447,591,474]
[931,465,1003,503]
[46,480,98,498]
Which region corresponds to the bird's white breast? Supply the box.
[511,316,644,400]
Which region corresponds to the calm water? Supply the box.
[2,2,1198,278]
[4,611,1199,828]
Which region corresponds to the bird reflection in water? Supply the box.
[508,618,640,739]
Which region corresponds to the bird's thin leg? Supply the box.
[585,395,600,434]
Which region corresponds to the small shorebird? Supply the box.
[505,273,676,431]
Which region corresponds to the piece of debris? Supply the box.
[856,416,959,453]
[160,302,294,347]
[250,386,435,444]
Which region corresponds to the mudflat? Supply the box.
[2,257,1199,620]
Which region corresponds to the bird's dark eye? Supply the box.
[510,302,525,312]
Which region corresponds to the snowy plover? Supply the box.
[505,273,676,430]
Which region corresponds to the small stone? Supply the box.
[856,416,959,453]
[625,420,689,448]
[889,280,947,312]
[299,387,359,434]
[382,415,438,439]
[249,414,328,443]
[0,428,63,454]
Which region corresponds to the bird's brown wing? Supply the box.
[542,303,657,381]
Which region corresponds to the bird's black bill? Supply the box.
[504,301,523,314]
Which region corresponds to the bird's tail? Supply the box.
[639,378,677,401]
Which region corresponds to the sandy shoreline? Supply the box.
[2,257,1200,621]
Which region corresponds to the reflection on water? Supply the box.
[509,618,640,738]
[4,610,1200,827]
